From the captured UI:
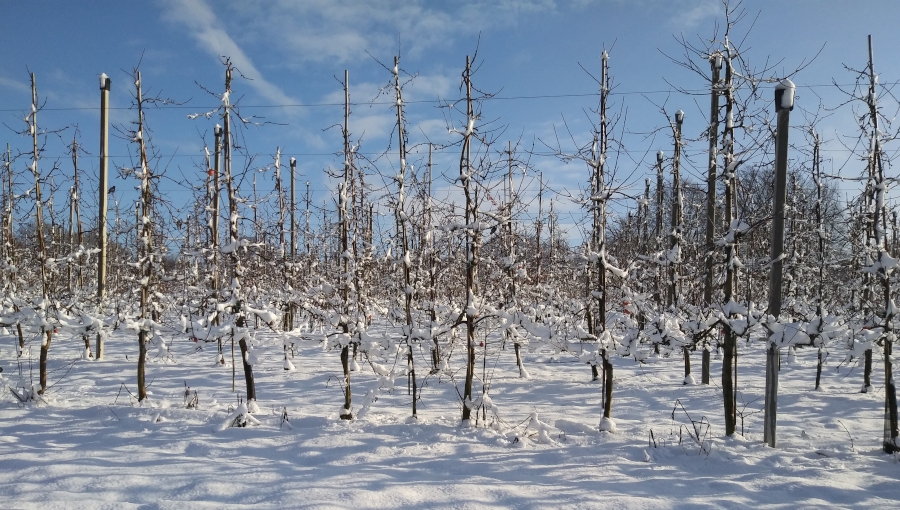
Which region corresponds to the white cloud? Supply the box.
[670,0,721,30]
[158,0,299,107]
[179,1,562,67]
[0,75,31,94]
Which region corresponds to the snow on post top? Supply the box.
[775,79,795,112]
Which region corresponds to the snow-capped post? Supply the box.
[763,78,794,448]
[668,109,684,309]
[288,155,297,330]
[273,149,287,329]
[703,52,723,386]
[671,109,689,383]
[290,156,297,263]
[97,73,110,360]
[211,124,223,365]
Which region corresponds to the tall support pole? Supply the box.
[764,79,794,448]
[212,124,222,321]
[288,156,298,330]
[703,52,722,386]
[671,110,688,382]
[339,69,353,421]
[290,157,297,261]
[274,149,285,258]
[97,73,110,360]
[668,110,684,308]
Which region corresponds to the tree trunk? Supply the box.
[238,335,256,402]
[462,339,476,421]
[137,330,147,401]
[702,349,710,385]
[863,349,873,392]
[602,351,613,419]
[38,331,52,394]
[340,344,352,420]
[460,55,479,424]
[884,339,899,452]
[815,347,824,390]
[683,346,692,384]
[514,343,525,378]
[408,344,417,418]
[702,54,721,387]
[97,74,110,360]
[722,331,736,435]
[82,335,92,359]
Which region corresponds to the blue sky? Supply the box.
[1,0,899,244]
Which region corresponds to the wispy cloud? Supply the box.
[158,0,299,106]
[0,75,31,94]
[670,0,722,30]
[191,0,561,66]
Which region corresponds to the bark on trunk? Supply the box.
[137,330,147,401]
[238,335,256,402]
[340,345,352,420]
[38,331,52,394]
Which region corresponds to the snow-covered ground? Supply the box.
[1,329,897,509]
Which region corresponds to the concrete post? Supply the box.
[96,73,110,360]
[764,78,795,448]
